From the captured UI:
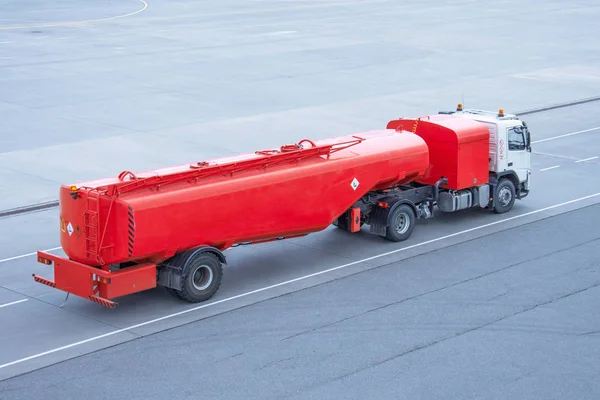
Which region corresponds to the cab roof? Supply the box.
[442,108,521,124]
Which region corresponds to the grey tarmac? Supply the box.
[1,0,600,397]
[2,0,600,209]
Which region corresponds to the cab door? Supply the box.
[506,125,531,182]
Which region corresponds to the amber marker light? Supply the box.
[69,185,79,200]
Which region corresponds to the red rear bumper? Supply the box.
[34,251,157,308]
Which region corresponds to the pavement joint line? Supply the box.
[1,122,599,219]
[1,190,599,371]
[0,299,28,309]
[516,95,600,115]
[0,201,59,218]
[532,152,579,161]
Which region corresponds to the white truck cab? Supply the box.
[439,104,532,211]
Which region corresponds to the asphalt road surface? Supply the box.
[0,106,599,390]
[1,0,600,398]
[2,179,600,399]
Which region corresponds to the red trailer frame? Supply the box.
[35,250,157,308]
[33,133,431,308]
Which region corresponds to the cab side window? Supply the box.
[508,127,526,151]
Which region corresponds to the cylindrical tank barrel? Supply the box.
[58,129,430,266]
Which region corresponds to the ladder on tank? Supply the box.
[80,186,115,265]
[84,190,100,263]
[84,190,114,265]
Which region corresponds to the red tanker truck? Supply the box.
[34,105,532,308]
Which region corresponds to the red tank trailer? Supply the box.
[34,108,530,308]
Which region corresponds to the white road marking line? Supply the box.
[0,299,28,309]
[0,247,61,264]
[1,191,600,371]
[0,0,148,30]
[257,30,298,36]
[136,0,390,22]
[575,156,599,163]
[532,127,600,144]
[540,165,560,171]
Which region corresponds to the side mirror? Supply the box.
[520,121,531,151]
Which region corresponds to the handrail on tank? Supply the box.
[103,136,365,196]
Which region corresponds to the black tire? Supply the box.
[177,252,223,303]
[385,204,416,242]
[164,286,183,299]
[334,213,348,230]
[493,178,516,214]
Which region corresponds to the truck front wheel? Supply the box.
[493,178,516,214]
[385,204,416,242]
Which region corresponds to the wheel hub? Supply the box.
[395,212,410,234]
[192,265,214,291]
[498,186,512,206]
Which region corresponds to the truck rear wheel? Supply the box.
[493,178,516,214]
[177,252,223,303]
[385,204,416,242]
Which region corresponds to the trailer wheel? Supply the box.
[493,179,516,214]
[385,204,415,242]
[178,252,223,303]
